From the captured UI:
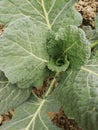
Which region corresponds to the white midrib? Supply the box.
[63,42,77,54]
[13,41,48,63]
[81,67,98,77]
[41,0,51,30]
[25,99,46,130]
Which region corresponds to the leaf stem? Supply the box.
[41,0,51,30]
[45,72,59,97]
[90,41,98,49]
[81,67,98,76]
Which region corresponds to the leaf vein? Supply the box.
[41,0,51,29]
[36,0,42,5]
[26,0,45,19]
[25,99,46,129]
[1,89,15,103]
[30,17,47,26]
[81,67,98,76]
[0,81,8,83]
[48,0,56,14]
[63,42,77,54]
[39,112,49,130]
[0,82,9,92]
[86,65,98,67]
[51,0,71,27]
[12,41,48,62]
[2,115,34,130]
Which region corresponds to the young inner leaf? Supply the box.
[56,57,65,66]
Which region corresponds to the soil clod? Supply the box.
[46,107,83,130]
[75,0,98,28]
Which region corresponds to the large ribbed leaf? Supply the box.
[0,96,60,130]
[0,0,83,88]
[47,25,91,72]
[0,0,82,30]
[0,71,31,114]
[53,52,98,130]
[0,18,49,88]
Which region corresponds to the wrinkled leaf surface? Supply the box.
[47,25,91,71]
[53,52,98,130]
[0,96,60,130]
[0,71,31,114]
[0,18,49,88]
[0,0,82,30]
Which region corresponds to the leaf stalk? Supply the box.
[41,0,51,30]
[45,72,59,97]
[90,41,98,49]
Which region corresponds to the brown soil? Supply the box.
[75,0,98,28]
[47,108,82,130]
[32,77,82,130]
[0,109,14,126]
[0,24,5,35]
[32,76,58,98]
[0,76,82,130]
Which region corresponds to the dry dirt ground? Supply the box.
[0,0,98,130]
[75,0,98,28]
[0,24,4,35]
